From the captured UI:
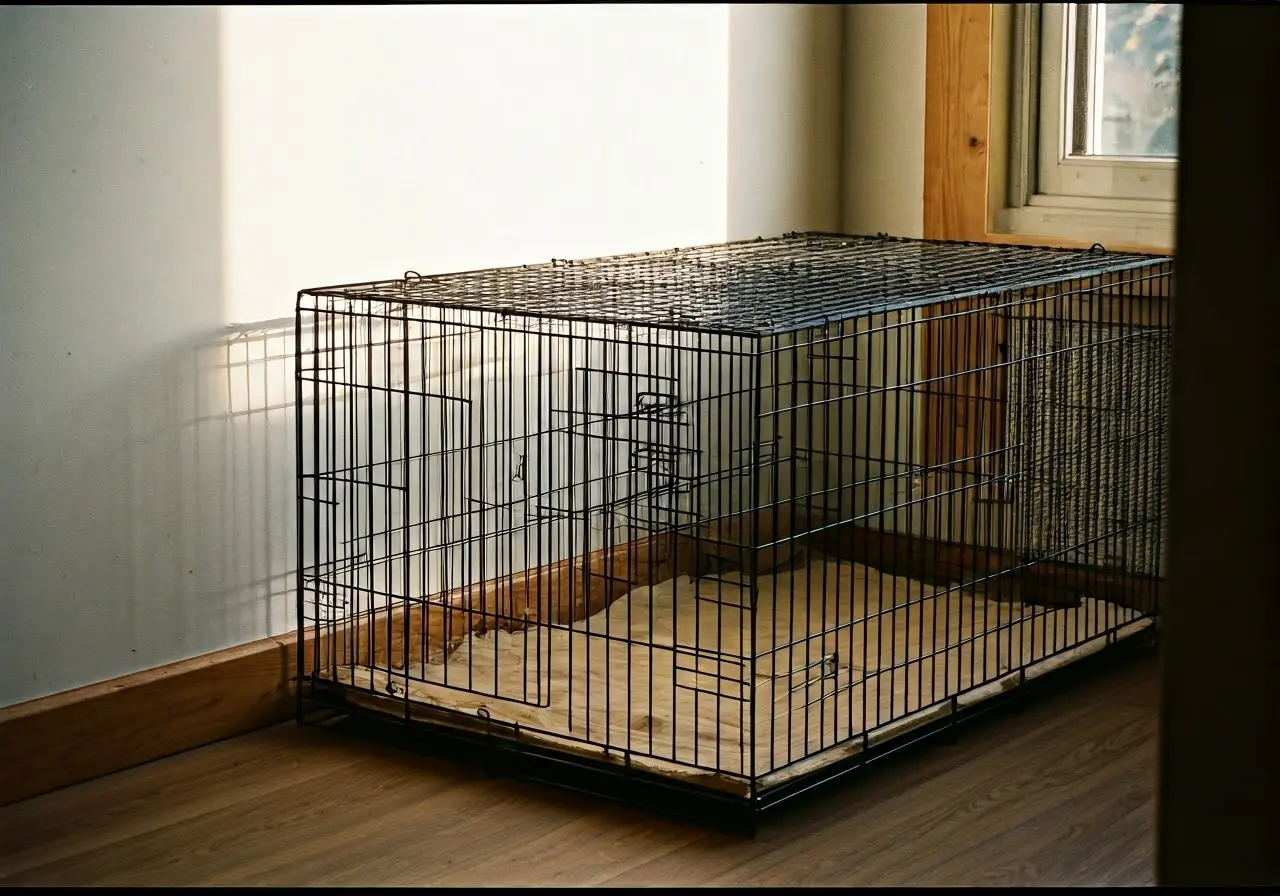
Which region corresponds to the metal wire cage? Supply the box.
[295,232,1172,821]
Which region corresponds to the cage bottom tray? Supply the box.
[332,556,1152,796]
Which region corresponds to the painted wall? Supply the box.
[841,4,927,239]
[1,4,877,708]
[221,4,733,327]
[1,7,230,707]
[728,4,844,240]
[824,6,931,539]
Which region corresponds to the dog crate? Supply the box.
[294,232,1171,824]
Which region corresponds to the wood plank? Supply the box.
[319,508,812,678]
[0,637,294,808]
[0,529,724,808]
[920,296,1008,475]
[922,3,1171,256]
[802,515,1163,615]
[923,3,994,244]
[0,726,371,879]
[314,534,680,675]
[0,652,1159,886]
[0,526,738,809]
[922,5,997,477]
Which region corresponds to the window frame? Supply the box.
[991,3,1177,250]
[1035,3,1178,204]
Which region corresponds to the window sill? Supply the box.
[994,200,1175,255]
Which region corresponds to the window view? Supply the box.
[1008,3,1181,257]
[1082,3,1182,158]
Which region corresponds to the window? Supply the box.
[999,3,1181,247]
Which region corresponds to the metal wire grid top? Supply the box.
[301,232,1170,337]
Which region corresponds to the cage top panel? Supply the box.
[301,232,1170,336]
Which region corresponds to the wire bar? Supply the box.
[296,231,1172,815]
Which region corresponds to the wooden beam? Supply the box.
[921,3,1174,477]
[315,510,809,676]
[316,534,681,674]
[924,3,994,244]
[805,516,1162,616]
[0,520,781,808]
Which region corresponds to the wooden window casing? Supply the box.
[921,3,1172,479]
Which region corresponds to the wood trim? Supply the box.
[309,512,806,676]
[0,502,1159,808]
[923,2,1172,256]
[0,510,787,808]
[314,535,681,675]
[0,521,776,808]
[921,3,1174,474]
[808,515,1163,615]
[922,5,1001,477]
[924,3,995,244]
[0,636,296,808]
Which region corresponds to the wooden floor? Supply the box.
[0,651,1158,887]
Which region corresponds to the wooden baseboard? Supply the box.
[0,506,1161,808]
[0,636,297,808]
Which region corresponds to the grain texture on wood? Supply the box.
[0,638,293,807]
[1,497,1159,809]
[922,3,1170,255]
[924,3,993,244]
[0,652,1159,887]
[920,3,1171,472]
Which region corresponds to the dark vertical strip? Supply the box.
[747,338,762,795]
[1159,4,1280,885]
[295,296,307,718]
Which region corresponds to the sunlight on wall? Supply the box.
[0,4,863,707]
[220,5,731,325]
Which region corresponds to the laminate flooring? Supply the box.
[0,650,1158,887]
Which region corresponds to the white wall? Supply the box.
[828,6,930,538]
[221,5,732,326]
[0,7,231,707]
[728,4,844,240]
[2,4,884,708]
[841,4,927,238]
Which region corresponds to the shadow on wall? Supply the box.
[208,320,300,638]
[726,3,843,240]
[0,6,276,705]
[0,3,855,707]
[0,317,300,706]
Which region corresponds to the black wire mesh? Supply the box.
[296,232,1173,813]
[306,232,1160,336]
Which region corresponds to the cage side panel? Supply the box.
[797,270,1170,595]
[385,324,766,773]
[732,265,1170,777]
[1004,266,1172,602]
[309,310,700,690]
[301,299,770,737]
[803,310,924,539]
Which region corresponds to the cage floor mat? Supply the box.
[335,556,1152,792]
